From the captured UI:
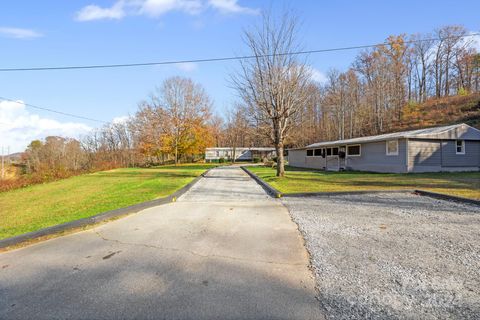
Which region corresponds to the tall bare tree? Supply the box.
[224,105,251,162]
[232,11,311,176]
[410,33,434,102]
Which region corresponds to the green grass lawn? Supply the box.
[248,165,480,200]
[0,164,215,240]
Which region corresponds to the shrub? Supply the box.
[458,87,468,96]
[264,160,276,168]
[253,157,260,163]
[219,157,225,163]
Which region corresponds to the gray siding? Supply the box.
[441,140,480,167]
[408,139,442,172]
[288,149,339,170]
[346,139,407,173]
[288,150,325,169]
[306,156,327,169]
[326,156,339,170]
[408,139,480,172]
[289,137,479,173]
[287,150,305,167]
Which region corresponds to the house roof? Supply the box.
[296,123,480,149]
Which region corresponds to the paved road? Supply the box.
[0,166,323,320]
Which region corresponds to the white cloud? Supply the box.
[208,0,259,15]
[309,67,328,84]
[112,115,130,124]
[139,0,203,16]
[75,1,126,21]
[0,27,43,39]
[175,62,198,72]
[75,0,257,21]
[0,100,92,153]
[469,31,480,52]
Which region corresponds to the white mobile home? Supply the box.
[288,123,480,173]
[205,147,276,162]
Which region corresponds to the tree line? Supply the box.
[4,12,479,184]
[1,77,218,190]
[224,17,480,175]
[294,25,480,145]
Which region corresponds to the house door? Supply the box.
[326,147,340,171]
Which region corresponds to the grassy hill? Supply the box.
[0,164,214,240]
[395,93,480,130]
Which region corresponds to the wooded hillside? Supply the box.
[393,93,480,131]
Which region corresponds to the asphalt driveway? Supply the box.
[0,166,323,320]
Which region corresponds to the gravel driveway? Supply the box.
[282,193,480,320]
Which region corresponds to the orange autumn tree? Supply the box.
[143,77,214,164]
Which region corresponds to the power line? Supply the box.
[0,33,478,123]
[0,96,109,124]
[0,33,478,72]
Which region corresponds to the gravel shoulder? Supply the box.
[282,193,480,320]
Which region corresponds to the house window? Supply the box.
[326,148,332,156]
[386,140,399,156]
[456,140,465,154]
[306,149,314,157]
[314,149,322,156]
[332,147,339,156]
[347,145,361,156]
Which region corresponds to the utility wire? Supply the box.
[0,33,478,123]
[0,96,109,124]
[0,33,479,72]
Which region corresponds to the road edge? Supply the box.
[240,166,283,198]
[0,168,212,250]
[413,189,480,206]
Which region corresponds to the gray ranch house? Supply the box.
[205,147,276,162]
[288,123,480,173]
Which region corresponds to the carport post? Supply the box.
[324,149,327,170]
[344,145,348,169]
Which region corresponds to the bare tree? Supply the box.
[434,25,467,97]
[224,105,250,162]
[410,33,434,102]
[232,11,311,176]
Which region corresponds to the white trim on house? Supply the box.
[386,140,399,156]
[406,138,410,172]
[346,144,361,157]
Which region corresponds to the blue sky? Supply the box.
[1,0,479,152]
